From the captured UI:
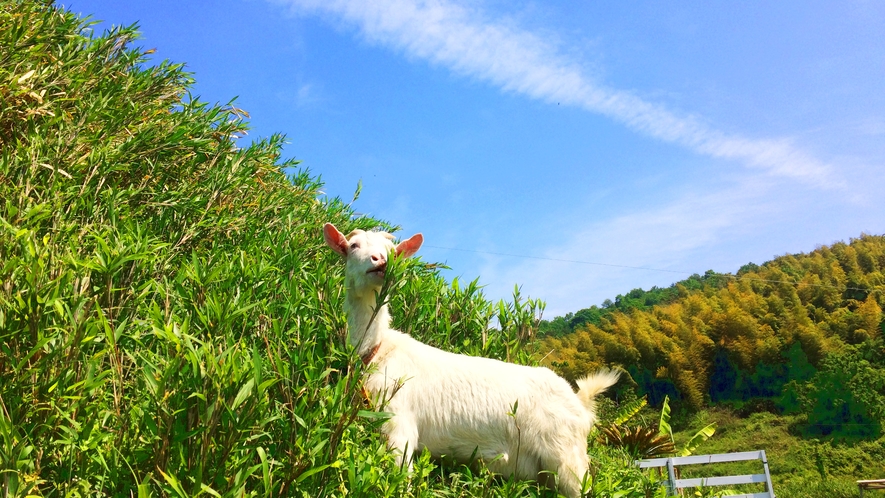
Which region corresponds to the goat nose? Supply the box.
[371,254,384,263]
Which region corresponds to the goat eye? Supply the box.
[350,242,359,249]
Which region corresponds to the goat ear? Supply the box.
[323,223,348,257]
[395,233,423,258]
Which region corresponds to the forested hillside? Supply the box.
[539,236,885,436]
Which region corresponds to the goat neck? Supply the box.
[342,279,391,359]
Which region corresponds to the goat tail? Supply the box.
[575,368,620,416]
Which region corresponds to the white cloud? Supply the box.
[275,82,324,109]
[476,181,782,317]
[274,0,837,187]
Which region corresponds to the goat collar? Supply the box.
[361,343,380,366]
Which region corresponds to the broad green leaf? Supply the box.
[679,423,717,457]
[231,378,255,411]
[658,395,673,443]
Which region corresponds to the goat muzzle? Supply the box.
[367,262,387,276]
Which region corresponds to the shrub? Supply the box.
[793,340,885,439]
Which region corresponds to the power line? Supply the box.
[423,244,691,273]
[422,244,883,296]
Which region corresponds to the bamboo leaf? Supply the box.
[199,484,222,497]
[231,378,255,411]
[157,469,188,498]
[295,463,333,483]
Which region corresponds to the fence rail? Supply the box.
[636,450,775,498]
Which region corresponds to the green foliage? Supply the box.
[611,397,648,427]
[539,235,885,419]
[776,480,858,498]
[788,339,885,438]
[539,274,718,337]
[596,425,676,461]
[656,396,716,458]
[583,446,669,498]
[597,396,714,460]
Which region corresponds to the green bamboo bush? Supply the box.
[0,2,668,496]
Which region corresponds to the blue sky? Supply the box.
[68,0,885,318]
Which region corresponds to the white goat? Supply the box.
[323,223,618,497]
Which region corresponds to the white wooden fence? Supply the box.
[637,450,775,498]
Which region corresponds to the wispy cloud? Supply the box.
[478,182,785,316]
[274,0,836,186]
[275,82,324,109]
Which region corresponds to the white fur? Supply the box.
[323,223,619,497]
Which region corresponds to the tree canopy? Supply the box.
[539,236,885,430]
